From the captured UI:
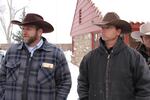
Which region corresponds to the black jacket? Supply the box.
[78,37,150,100]
[137,44,150,66]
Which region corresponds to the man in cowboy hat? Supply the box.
[0,13,72,100]
[78,12,150,100]
[131,23,150,67]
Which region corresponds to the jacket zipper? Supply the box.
[22,53,32,100]
[105,53,111,100]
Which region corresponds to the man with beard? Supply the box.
[0,13,71,100]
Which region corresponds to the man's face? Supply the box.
[101,25,121,42]
[22,25,42,46]
[142,35,150,48]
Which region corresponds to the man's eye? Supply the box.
[102,26,109,29]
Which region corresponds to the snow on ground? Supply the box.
[64,51,79,100]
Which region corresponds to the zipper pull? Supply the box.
[28,53,32,61]
[107,55,110,59]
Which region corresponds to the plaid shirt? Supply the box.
[0,38,72,100]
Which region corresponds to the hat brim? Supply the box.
[131,31,143,42]
[143,32,150,35]
[131,31,150,42]
[11,20,54,33]
[94,20,132,34]
[93,21,109,26]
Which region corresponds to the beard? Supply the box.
[26,36,37,45]
[24,32,39,46]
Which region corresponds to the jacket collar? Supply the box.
[99,36,127,55]
[138,44,147,53]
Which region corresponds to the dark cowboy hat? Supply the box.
[11,13,54,33]
[94,12,132,34]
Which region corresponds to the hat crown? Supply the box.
[140,23,150,34]
[23,13,44,23]
[11,13,54,33]
[103,12,120,22]
[93,12,131,34]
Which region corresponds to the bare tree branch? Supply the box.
[0,0,28,43]
[0,19,6,33]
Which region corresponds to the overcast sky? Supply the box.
[0,0,150,43]
[93,0,150,22]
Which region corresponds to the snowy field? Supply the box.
[64,51,79,100]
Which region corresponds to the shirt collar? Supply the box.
[25,39,43,52]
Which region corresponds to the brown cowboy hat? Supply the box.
[94,12,132,34]
[11,13,54,33]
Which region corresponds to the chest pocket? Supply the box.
[37,64,55,85]
[5,62,20,82]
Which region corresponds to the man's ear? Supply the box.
[117,29,121,36]
[38,28,43,34]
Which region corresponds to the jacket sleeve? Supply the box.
[0,55,7,99]
[55,50,72,100]
[78,55,89,100]
[133,54,150,100]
